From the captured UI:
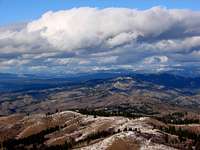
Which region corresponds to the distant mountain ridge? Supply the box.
[1,71,200,115]
[1,72,200,93]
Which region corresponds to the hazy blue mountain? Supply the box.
[1,72,200,93]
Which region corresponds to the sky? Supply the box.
[1,0,200,75]
[1,0,200,26]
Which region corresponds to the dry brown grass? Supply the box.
[0,114,24,125]
[106,137,140,150]
[17,123,46,139]
[96,121,112,131]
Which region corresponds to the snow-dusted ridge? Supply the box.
[0,111,178,150]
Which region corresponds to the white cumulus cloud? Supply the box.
[1,7,200,74]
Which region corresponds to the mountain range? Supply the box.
[1,72,200,116]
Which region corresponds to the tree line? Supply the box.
[157,112,200,124]
[160,126,200,149]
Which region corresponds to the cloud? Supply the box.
[1,7,200,74]
[143,56,169,64]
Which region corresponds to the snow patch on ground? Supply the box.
[76,131,177,150]
[75,117,177,150]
